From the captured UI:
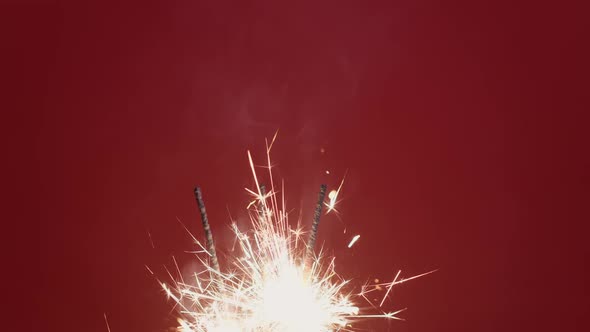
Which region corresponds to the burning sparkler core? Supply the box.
[160,139,433,332]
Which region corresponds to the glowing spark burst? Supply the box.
[158,141,433,332]
[347,235,360,248]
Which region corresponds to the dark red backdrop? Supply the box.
[12,1,587,331]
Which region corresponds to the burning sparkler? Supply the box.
[158,138,434,332]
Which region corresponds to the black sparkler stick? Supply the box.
[306,184,327,260]
[194,186,220,273]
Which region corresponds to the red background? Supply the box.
[7,1,588,331]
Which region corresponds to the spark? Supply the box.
[159,142,433,332]
[148,231,155,249]
[379,270,400,307]
[347,235,360,248]
[325,173,346,214]
[103,313,112,332]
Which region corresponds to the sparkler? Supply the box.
[158,140,434,332]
